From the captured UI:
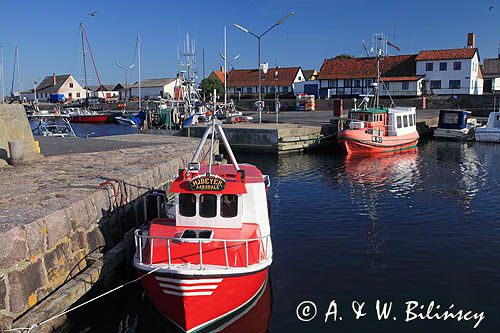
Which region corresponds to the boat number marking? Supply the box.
[372,136,383,143]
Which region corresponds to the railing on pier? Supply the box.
[134,229,271,270]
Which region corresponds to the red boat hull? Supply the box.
[140,269,268,332]
[69,114,110,123]
[338,130,419,154]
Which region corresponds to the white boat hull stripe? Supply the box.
[155,277,223,284]
[159,283,218,290]
[163,290,213,296]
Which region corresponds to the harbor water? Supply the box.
[64,138,500,332]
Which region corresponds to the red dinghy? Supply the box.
[133,121,273,332]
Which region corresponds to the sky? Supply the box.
[0,0,499,92]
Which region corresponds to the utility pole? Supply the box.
[224,26,227,106]
[80,23,88,109]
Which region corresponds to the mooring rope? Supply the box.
[4,266,163,333]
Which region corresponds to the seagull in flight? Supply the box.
[89,11,97,16]
[489,5,494,10]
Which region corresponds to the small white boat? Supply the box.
[115,117,137,127]
[434,109,477,140]
[30,114,76,137]
[475,111,500,142]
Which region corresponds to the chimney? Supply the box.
[220,66,225,73]
[52,73,56,86]
[467,33,476,48]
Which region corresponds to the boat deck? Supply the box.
[139,220,268,268]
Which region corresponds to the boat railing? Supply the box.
[134,229,271,270]
[365,124,390,136]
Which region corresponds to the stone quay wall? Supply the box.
[0,136,209,330]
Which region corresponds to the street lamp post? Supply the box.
[219,53,240,105]
[115,62,135,101]
[233,12,294,123]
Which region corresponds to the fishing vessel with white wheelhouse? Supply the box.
[133,120,272,332]
[337,48,419,154]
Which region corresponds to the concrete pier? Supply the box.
[0,134,210,331]
[184,123,323,154]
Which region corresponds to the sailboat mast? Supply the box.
[137,35,141,111]
[80,23,88,108]
[0,45,5,103]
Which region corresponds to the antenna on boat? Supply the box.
[190,91,240,172]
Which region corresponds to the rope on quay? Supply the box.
[4,266,163,333]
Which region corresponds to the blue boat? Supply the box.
[434,109,477,140]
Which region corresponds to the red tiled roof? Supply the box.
[380,75,424,82]
[318,55,417,80]
[227,67,301,87]
[208,70,225,83]
[415,48,477,61]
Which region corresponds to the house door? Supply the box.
[484,79,493,93]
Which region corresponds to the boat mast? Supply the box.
[376,52,380,108]
[80,23,88,109]
[0,44,4,103]
[137,35,141,111]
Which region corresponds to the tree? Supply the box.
[200,77,224,98]
[334,54,353,59]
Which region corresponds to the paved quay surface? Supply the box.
[37,134,180,156]
[0,134,198,232]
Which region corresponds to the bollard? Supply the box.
[8,140,25,165]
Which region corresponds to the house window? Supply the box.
[76,93,81,98]
[402,82,409,90]
[439,62,447,71]
[426,63,434,71]
[298,76,302,81]
[236,87,242,92]
[344,79,352,87]
[68,93,72,98]
[179,194,196,217]
[430,80,441,89]
[69,82,74,88]
[282,86,289,93]
[353,79,361,88]
[221,195,238,218]
[453,61,462,70]
[200,194,217,218]
[397,116,402,128]
[261,87,265,93]
[246,87,252,93]
[449,80,461,89]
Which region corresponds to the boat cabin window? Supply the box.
[221,194,238,218]
[409,114,414,126]
[181,229,213,239]
[403,115,409,127]
[200,194,217,218]
[179,194,196,217]
[397,116,402,128]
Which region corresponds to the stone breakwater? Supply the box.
[0,134,210,330]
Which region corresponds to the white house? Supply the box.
[87,85,119,100]
[227,67,305,95]
[415,33,483,95]
[130,78,177,99]
[24,74,88,102]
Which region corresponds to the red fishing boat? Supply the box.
[69,112,110,123]
[337,51,419,154]
[133,121,273,332]
[337,106,419,154]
